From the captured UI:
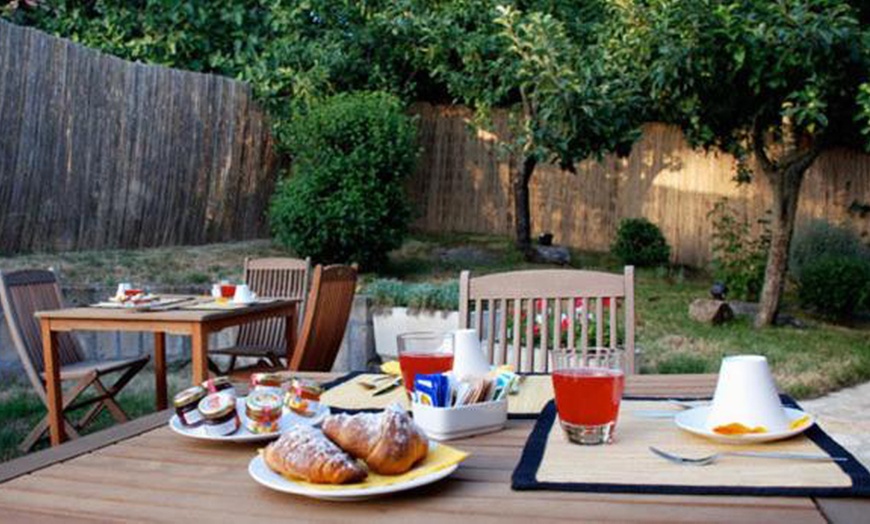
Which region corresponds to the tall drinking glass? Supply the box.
[552,348,625,445]
[397,332,454,393]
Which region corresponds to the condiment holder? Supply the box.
[412,398,508,441]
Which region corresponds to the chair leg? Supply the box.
[228,356,237,374]
[76,400,107,429]
[92,380,128,424]
[19,417,49,452]
[207,357,224,376]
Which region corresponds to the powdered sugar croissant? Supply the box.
[322,405,428,475]
[263,425,367,484]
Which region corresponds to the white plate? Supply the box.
[675,406,815,444]
[248,442,459,501]
[169,397,329,443]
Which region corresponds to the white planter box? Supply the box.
[372,307,459,360]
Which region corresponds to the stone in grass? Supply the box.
[689,299,734,325]
[531,245,571,266]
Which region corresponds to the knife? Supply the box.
[372,377,402,396]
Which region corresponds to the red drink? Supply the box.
[124,288,143,297]
[220,284,236,299]
[398,353,454,392]
[552,368,624,426]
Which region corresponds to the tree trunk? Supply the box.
[513,155,537,257]
[754,164,807,327]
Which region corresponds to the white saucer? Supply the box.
[169,397,329,443]
[675,406,815,444]
[247,442,458,501]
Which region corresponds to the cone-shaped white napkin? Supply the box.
[451,329,491,381]
[706,355,791,433]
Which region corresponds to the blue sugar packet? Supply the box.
[414,373,450,407]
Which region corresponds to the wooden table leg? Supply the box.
[191,324,209,384]
[154,332,167,409]
[40,319,65,446]
[285,306,297,370]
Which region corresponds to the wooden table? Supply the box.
[0,373,866,522]
[36,298,299,446]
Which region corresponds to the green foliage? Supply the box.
[418,1,642,168]
[798,255,870,318]
[790,220,868,282]
[656,353,711,375]
[631,0,870,158]
[611,218,671,267]
[364,279,459,311]
[269,92,417,270]
[707,200,770,301]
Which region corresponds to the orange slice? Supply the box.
[712,423,768,435]
[789,415,811,430]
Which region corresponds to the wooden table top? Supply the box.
[36,297,300,323]
[0,373,866,523]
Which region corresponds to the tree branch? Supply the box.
[752,117,775,174]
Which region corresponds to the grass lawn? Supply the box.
[0,232,868,463]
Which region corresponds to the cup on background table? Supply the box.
[233,284,256,304]
[552,348,625,445]
[397,332,454,393]
[116,283,132,298]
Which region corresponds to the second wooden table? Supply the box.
[36,298,300,446]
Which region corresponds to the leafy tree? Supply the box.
[416,1,643,256]
[628,0,870,326]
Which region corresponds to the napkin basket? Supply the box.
[412,398,508,440]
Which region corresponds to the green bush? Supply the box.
[790,220,867,282]
[364,279,459,311]
[798,256,870,319]
[611,218,670,267]
[269,92,418,270]
[707,199,770,301]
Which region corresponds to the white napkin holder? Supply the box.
[412,398,507,441]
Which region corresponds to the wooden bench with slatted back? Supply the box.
[458,268,636,374]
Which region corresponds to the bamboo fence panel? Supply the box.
[407,103,870,266]
[0,21,276,254]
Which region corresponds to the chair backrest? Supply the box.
[236,257,311,351]
[289,265,357,372]
[458,268,635,374]
[0,270,85,395]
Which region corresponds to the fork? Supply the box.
[649,446,847,466]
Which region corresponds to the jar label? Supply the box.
[205,415,239,437]
[181,409,204,427]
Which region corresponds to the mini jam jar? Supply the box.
[250,372,288,395]
[244,390,283,434]
[173,386,206,428]
[202,376,236,397]
[198,392,240,437]
[285,378,323,417]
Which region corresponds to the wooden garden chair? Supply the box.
[0,270,149,452]
[230,264,358,378]
[458,267,636,374]
[210,257,311,372]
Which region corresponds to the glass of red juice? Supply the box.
[397,332,454,393]
[552,348,625,445]
[219,283,237,299]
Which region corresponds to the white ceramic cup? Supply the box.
[706,355,790,433]
[233,284,256,304]
[452,329,491,381]
[211,284,222,298]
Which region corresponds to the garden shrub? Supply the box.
[798,255,870,319]
[707,199,769,301]
[790,220,867,282]
[364,279,459,311]
[611,218,671,267]
[269,92,417,270]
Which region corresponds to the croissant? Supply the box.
[322,406,429,475]
[263,425,367,484]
